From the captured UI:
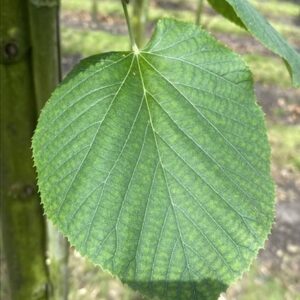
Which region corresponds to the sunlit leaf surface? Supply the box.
[33,19,274,300]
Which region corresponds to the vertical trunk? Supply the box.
[29,0,62,111]
[46,223,69,300]
[91,0,98,23]
[132,0,149,47]
[1,0,68,299]
[196,0,204,26]
[0,0,49,299]
[28,1,69,300]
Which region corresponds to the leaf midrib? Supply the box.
[136,54,197,280]
[136,53,240,281]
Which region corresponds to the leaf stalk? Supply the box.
[121,0,138,51]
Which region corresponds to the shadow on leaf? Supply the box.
[126,278,228,300]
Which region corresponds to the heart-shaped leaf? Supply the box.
[33,19,274,300]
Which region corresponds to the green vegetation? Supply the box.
[62,0,300,19]
[2,0,297,298]
[61,28,127,56]
[232,264,288,300]
[68,252,142,300]
[244,55,291,88]
[252,0,300,18]
[269,125,300,172]
[61,0,299,88]
[207,0,300,86]
[33,17,276,300]
[1,1,54,299]
[57,1,300,298]
[57,1,299,299]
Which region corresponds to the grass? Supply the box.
[62,0,300,18]
[269,125,300,172]
[61,0,300,39]
[244,54,292,88]
[68,250,143,300]
[226,263,293,300]
[62,0,121,15]
[252,0,300,18]
[61,28,128,56]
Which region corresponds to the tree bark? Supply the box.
[0,0,49,299]
[196,0,204,26]
[1,0,68,299]
[28,1,69,300]
[91,0,99,23]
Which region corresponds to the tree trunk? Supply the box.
[0,0,49,299]
[91,0,99,23]
[196,0,204,26]
[28,1,69,300]
[1,0,68,299]
[132,0,149,47]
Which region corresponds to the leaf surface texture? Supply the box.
[33,19,274,300]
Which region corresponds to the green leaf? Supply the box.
[207,0,300,87]
[33,19,274,300]
[206,0,245,28]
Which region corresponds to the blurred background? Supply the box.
[1,0,300,299]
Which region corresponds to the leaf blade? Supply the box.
[33,19,275,300]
